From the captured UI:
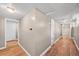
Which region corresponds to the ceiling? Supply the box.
[0,3,79,20]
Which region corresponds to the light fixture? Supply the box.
[0,4,16,13]
[32,16,36,21]
[6,6,16,13]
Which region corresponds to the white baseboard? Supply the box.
[73,39,79,51]
[6,39,18,42]
[0,46,6,50]
[53,36,62,44]
[18,42,31,56]
[0,39,6,50]
[40,45,51,56]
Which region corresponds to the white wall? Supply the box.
[61,24,71,37]
[0,16,5,48]
[51,19,61,43]
[51,19,63,45]
[54,22,62,40]
[19,8,51,56]
[72,14,79,48]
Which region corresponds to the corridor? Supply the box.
[45,36,79,56]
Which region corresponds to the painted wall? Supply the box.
[61,24,71,37]
[51,19,62,44]
[0,16,5,48]
[54,22,62,40]
[19,8,51,56]
[72,14,79,48]
[51,19,71,44]
[73,26,79,48]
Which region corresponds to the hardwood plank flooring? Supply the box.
[45,36,79,56]
[0,37,79,56]
[0,40,28,56]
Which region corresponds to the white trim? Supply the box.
[72,39,79,51]
[6,39,18,42]
[17,21,20,43]
[53,36,62,44]
[40,45,51,56]
[5,18,7,49]
[51,39,54,45]
[0,46,6,50]
[18,42,31,56]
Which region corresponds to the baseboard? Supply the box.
[53,36,62,44]
[0,39,6,50]
[51,40,54,45]
[18,42,31,56]
[6,40,18,42]
[0,40,18,50]
[73,39,79,51]
[40,45,51,56]
[0,46,6,50]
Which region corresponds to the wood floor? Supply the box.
[0,40,28,56]
[0,36,79,56]
[45,36,79,56]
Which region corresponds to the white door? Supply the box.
[6,21,17,41]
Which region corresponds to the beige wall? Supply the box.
[19,8,51,56]
[0,16,5,48]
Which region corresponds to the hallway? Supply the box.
[45,36,79,56]
[0,3,79,56]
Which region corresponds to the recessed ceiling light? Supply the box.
[32,16,36,21]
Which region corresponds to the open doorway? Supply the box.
[5,18,19,41]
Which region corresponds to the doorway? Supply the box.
[5,20,18,41]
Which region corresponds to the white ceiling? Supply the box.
[0,3,79,20]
